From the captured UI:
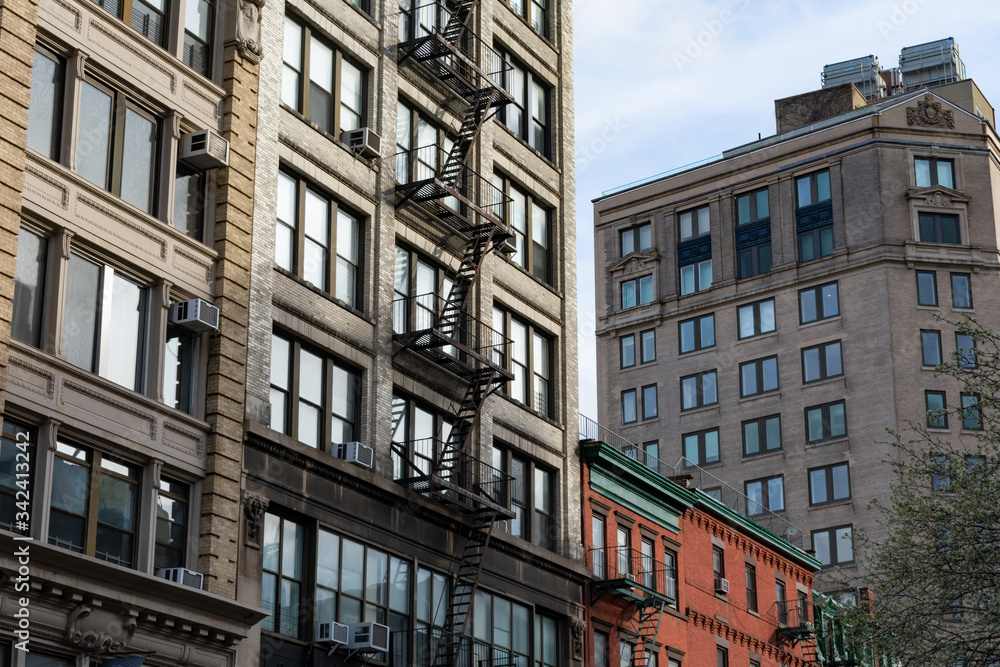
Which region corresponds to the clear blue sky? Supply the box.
[573,0,1000,419]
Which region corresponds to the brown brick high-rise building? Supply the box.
[592,44,1000,591]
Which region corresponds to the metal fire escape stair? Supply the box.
[630,598,666,667]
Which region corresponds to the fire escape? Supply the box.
[775,599,822,665]
[590,546,675,667]
[391,2,516,665]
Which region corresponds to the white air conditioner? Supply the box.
[498,236,518,257]
[155,567,204,590]
[337,441,374,469]
[316,621,350,645]
[180,129,230,169]
[169,298,220,333]
[347,621,390,652]
[714,577,730,595]
[624,572,637,583]
[340,127,381,159]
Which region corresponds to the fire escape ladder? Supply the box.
[630,599,666,667]
[440,0,478,52]
[434,368,492,484]
[434,514,495,667]
[439,87,497,187]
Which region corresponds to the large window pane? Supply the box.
[78,82,113,189]
[28,49,63,159]
[104,273,144,390]
[120,108,157,213]
[12,228,47,347]
[63,255,101,372]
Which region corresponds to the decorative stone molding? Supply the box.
[67,604,137,652]
[906,95,955,129]
[607,251,659,275]
[236,0,264,63]
[243,492,270,546]
[570,618,585,661]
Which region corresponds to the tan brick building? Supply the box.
[593,72,1000,590]
[0,0,267,659]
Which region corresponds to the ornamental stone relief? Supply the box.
[906,95,955,129]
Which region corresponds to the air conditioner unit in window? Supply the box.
[347,622,390,652]
[180,129,230,170]
[337,441,374,469]
[714,577,730,595]
[316,621,350,645]
[155,567,204,590]
[169,298,220,333]
[624,573,637,584]
[340,127,381,159]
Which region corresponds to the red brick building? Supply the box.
[582,431,823,667]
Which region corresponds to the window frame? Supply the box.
[950,272,972,309]
[914,157,954,188]
[745,562,758,613]
[745,474,784,516]
[737,242,772,280]
[260,511,306,638]
[955,332,977,368]
[737,299,775,339]
[497,47,550,156]
[678,205,710,242]
[493,172,551,283]
[918,212,960,245]
[805,400,847,443]
[812,525,854,568]
[925,390,948,429]
[501,0,547,38]
[683,428,720,467]
[916,270,938,307]
[799,282,840,324]
[493,445,555,550]
[736,187,769,225]
[795,170,831,208]
[679,259,712,296]
[621,275,654,309]
[621,389,637,424]
[739,356,778,398]
[0,420,35,536]
[282,13,367,136]
[641,384,658,420]
[28,45,65,161]
[742,415,781,457]
[620,222,652,256]
[679,314,714,354]
[808,462,851,506]
[155,476,191,570]
[801,340,843,383]
[275,169,362,307]
[921,330,942,367]
[680,370,717,411]
[960,393,982,431]
[493,308,554,418]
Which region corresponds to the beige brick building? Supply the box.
[593,74,1000,589]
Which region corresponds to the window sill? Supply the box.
[951,307,975,314]
[680,403,720,417]
[805,436,849,449]
[808,499,853,511]
[273,264,371,324]
[799,315,840,330]
[747,609,760,618]
[916,305,941,311]
[802,375,846,389]
[737,331,777,344]
[926,427,951,433]
[678,346,716,359]
[739,391,780,404]
[279,104,376,168]
[742,449,783,463]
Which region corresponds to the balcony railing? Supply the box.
[390,627,518,667]
[397,1,512,108]
[393,146,510,231]
[393,293,512,384]
[580,414,806,549]
[589,545,676,603]
[773,598,814,630]
[391,438,513,516]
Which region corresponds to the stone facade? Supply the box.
[593,87,1000,588]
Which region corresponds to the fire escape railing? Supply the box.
[390,627,518,667]
[589,546,677,605]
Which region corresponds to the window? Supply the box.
[621,389,637,424]
[679,259,712,295]
[684,428,719,466]
[49,441,140,568]
[28,47,63,160]
[918,213,960,244]
[740,356,778,397]
[738,299,775,339]
[183,0,214,76]
[806,401,847,442]
[915,157,954,188]
[681,370,717,410]
[745,563,758,612]
[493,308,553,417]
[12,227,48,348]
[270,332,360,450]
[164,320,196,415]
[619,642,633,667]
[799,283,839,323]
[155,477,189,569]
[63,252,148,392]
[283,15,366,134]
[712,546,724,579]
[812,526,854,567]
[276,170,361,306]
[796,170,833,262]
[746,475,784,515]
[493,173,551,282]
[591,514,606,577]
[621,222,651,255]
[679,205,710,241]
[621,275,654,308]
[717,648,728,667]
[679,314,714,353]
[78,77,159,215]
[742,415,780,456]
[642,385,658,420]
[951,273,972,309]
[503,0,547,37]
[621,329,656,367]
[493,446,555,550]
[173,162,207,241]
[663,548,678,606]
[809,463,850,505]
[775,580,787,624]
[956,333,977,368]
[396,101,459,197]
[925,391,947,429]
[595,632,609,667]
[916,270,938,306]
[736,188,771,278]
[0,420,33,535]
[961,393,982,430]
[640,538,655,589]
[497,48,549,155]
[390,394,455,479]
[921,331,942,367]
[393,245,454,336]
[643,441,659,471]
[802,341,843,383]
[261,513,304,637]
[470,590,535,665]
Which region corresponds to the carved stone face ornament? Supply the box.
[235,0,265,62]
